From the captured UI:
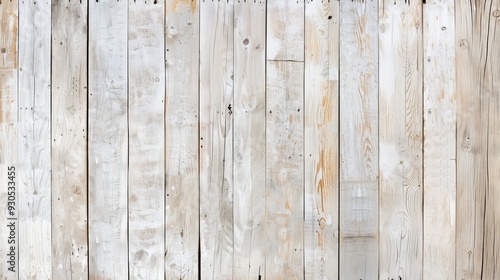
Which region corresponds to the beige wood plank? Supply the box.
[456,0,500,278]
[51,0,89,278]
[304,0,339,278]
[18,0,52,277]
[339,0,379,278]
[267,0,304,62]
[0,0,19,278]
[199,1,234,278]
[379,1,423,279]
[128,0,165,278]
[422,0,456,279]
[164,0,200,279]
[88,0,128,277]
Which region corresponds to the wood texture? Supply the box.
[164,0,200,279]
[304,0,339,279]
[233,1,266,279]
[267,0,304,61]
[339,0,379,279]
[378,1,423,279]
[423,0,456,279]
[456,0,500,279]
[88,0,128,277]
[128,0,165,278]
[18,0,52,277]
[199,1,234,278]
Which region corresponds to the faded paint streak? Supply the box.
[172,0,196,15]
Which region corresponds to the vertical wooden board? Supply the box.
[265,61,304,280]
[128,0,165,278]
[18,0,52,277]
[304,0,339,279]
[199,1,234,279]
[0,0,18,278]
[456,0,500,279]
[378,1,423,279]
[233,1,266,279]
[422,0,456,279]
[51,0,89,277]
[164,0,199,279]
[88,0,128,277]
[339,0,378,279]
[266,0,304,61]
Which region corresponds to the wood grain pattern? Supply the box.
[378,1,423,279]
[0,0,18,278]
[456,0,500,279]
[51,0,89,278]
[88,0,128,277]
[304,0,339,279]
[339,0,379,279]
[233,1,266,279]
[128,0,165,278]
[199,1,234,279]
[18,0,52,277]
[165,0,200,279]
[267,0,304,61]
[423,0,456,279]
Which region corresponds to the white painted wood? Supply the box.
[379,1,423,279]
[233,1,266,279]
[0,1,19,279]
[267,0,304,61]
[423,0,456,279]
[199,1,234,279]
[18,0,52,277]
[339,0,379,279]
[304,0,339,279]
[88,0,128,277]
[128,0,165,278]
[165,0,200,279]
[51,0,89,278]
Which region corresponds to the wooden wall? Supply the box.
[0,0,499,279]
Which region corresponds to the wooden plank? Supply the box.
[199,0,234,279]
[0,0,19,278]
[128,0,164,278]
[267,0,304,61]
[378,0,423,279]
[422,0,456,279]
[51,0,89,278]
[339,0,379,278]
[233,1,266,279]
[88,0,128,277]
[164,0,199,279]
[18,0,52,277]
[456,0,500,278]
[304,0,339,279]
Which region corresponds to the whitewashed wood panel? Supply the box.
[128,0,165,278]
[267,0,304,61]
[379,1,423,279]
[422,0,456,279]
[304,0,339,279]
[0,0,19,278]
[199,1,234,279]
[339,0,379,279]
[18,0,52,277]
[88,0,128,277]
[165,0,200,279]
[456,0,500,278]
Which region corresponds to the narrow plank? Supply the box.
[304,0,339,278]
[233,1,266,279]
[267,0,304,61]
[0,0,19,278]
[199,0,234,278]
[18,0,52,277]
[422,0,456,279]
[378,0,423,279]
[164,0,200,279]
[456,0,500,278]
[339,0,379,278]
[88,0,128,276]
[128,0,165,278]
